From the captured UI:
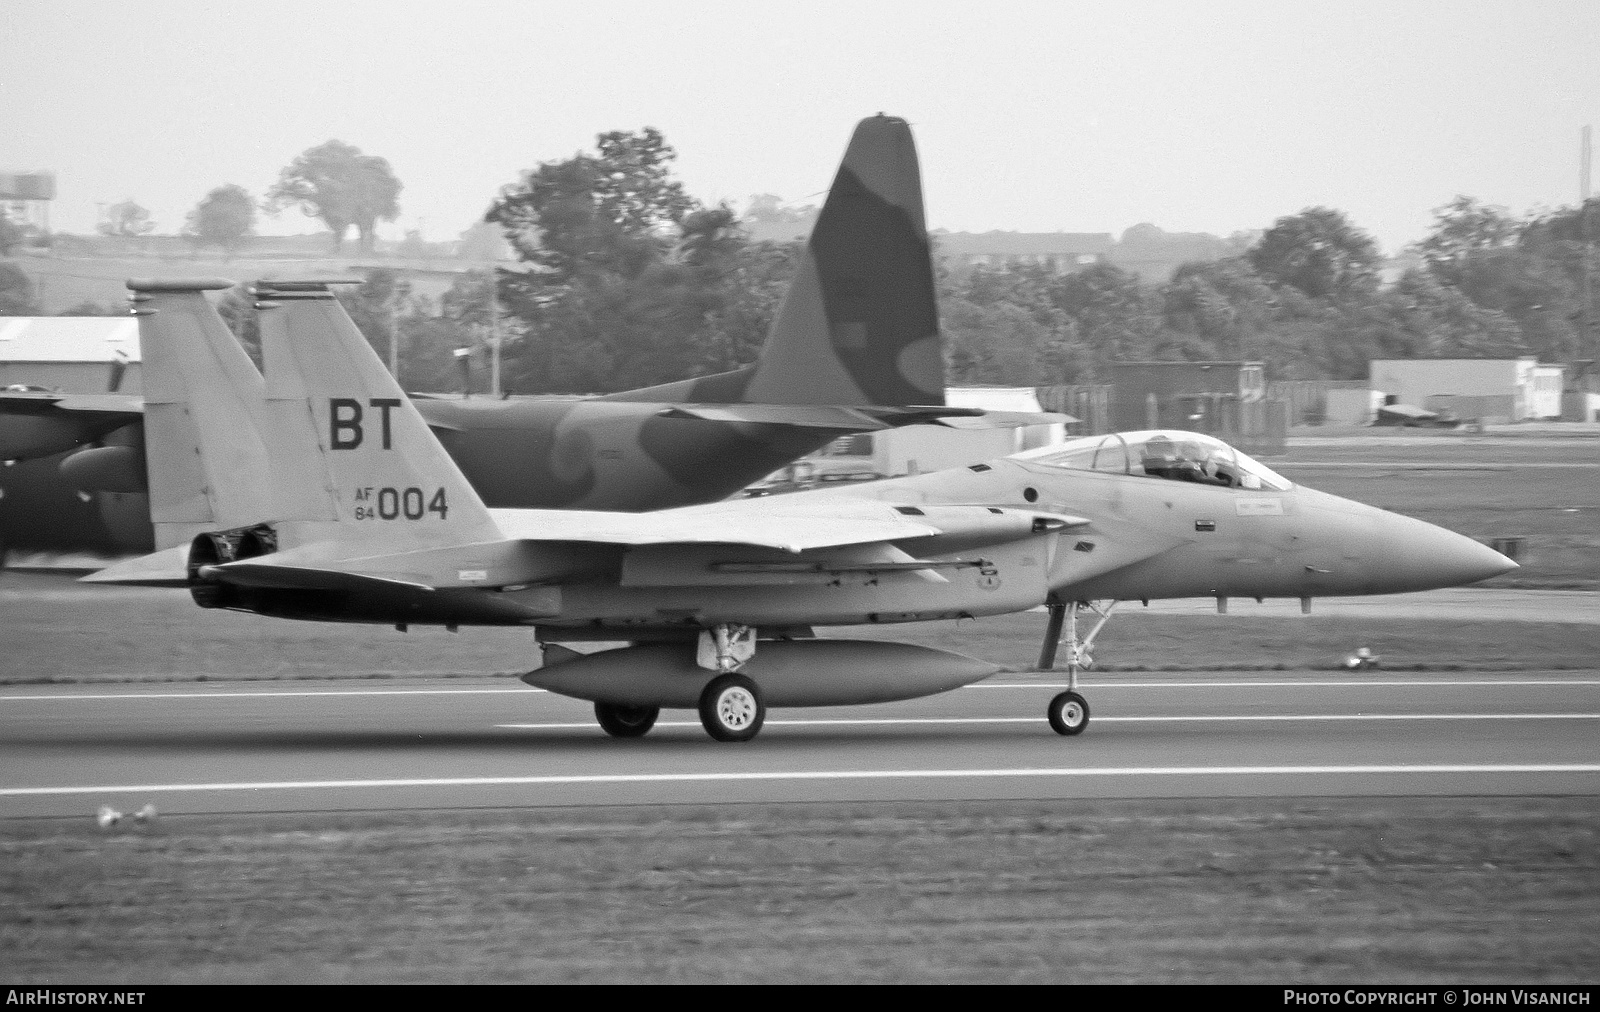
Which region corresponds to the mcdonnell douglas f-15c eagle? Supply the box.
[0,115,1054,556]
[87,248,1518,742]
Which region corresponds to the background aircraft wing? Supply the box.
[0,391,146,460]
[656,403,1075,430]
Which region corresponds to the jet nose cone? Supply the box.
[1378,514,1519,592]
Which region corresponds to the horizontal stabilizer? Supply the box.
[80,545,190,587]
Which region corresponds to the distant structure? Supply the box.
[1109,360,1285,455]
[1369,357,1566,423]
[0,171,55,234]
[0,316,140,393]
[1104,224,1254,282]
[935,224,1250,282]
[934,230,1114,271]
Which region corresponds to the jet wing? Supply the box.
[488,497,943,552]
[151,497,1087,593]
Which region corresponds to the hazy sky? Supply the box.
[3,0,1596,254]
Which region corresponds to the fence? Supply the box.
[1035,384,1112,434]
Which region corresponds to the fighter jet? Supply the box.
[88,239,1518,742]
[0,115,1056,555]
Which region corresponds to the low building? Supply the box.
[1107,360,1285,455]
[1369,357,1565,423]
[0,316,140,393]
[1324,387,1385,426]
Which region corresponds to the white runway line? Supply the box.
[494,713,1600,730]
[1,688,541,701]
[976,679,1600,689]
[7,678,1599,701]
[7,764,1600,797]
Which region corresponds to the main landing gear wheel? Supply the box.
[594,701,660,739]
[1048,691,1090,736]
[698,674,765,742]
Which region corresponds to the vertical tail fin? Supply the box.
[252,280,502,547]
[744,114,944,407]
[129,278,275,550]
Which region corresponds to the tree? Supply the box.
[97,199,155,237]
[55,301,121,316]
[686,239,802,376]
[457,219,511,261]
[215,285,263,368]
[487,127,696,284]
[1415,195,1521,283]
[265,140,402,253]
[183,184,256,254]
[0,214,24,256]
[1159,258,1279,362]
[487,127,769,393]
[1247,207,1380,301]
[1046,262,1166,375]
[334,269,413,368]
[0,263,38,314]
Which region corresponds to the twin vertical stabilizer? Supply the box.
[253,285,502,548]
[129,278,274,551]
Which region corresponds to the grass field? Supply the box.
[3,798,1595,984]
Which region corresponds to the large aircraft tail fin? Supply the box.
[601,114,943,409]
[128,278,276,550]
[743,114,942,407]
[251,281,502,547]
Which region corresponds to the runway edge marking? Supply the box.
[6,764,1600,797]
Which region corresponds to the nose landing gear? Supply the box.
[1038,599,1118,737]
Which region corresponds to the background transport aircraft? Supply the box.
[90,263,1518,743]
[0,115,1055,556]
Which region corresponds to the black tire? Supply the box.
[594,701,660,739]
[1048,690,1090,736]
[698,674,765,742]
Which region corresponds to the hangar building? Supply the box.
[0,316,140,393]
[1369,357,1564,423]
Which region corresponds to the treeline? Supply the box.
[13,126,1595,390]
[465,129,1598,390]
[944,198,1598,384]
[308,188,1599,395]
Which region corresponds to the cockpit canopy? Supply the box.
[1015,430,1292,491]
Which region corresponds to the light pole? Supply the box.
[454,346,472,399]
[489,277,502,398]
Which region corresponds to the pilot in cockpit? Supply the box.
[1140,435,1177,478]
[1171,440,1207,483]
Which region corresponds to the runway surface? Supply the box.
[4,670,1597,817]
